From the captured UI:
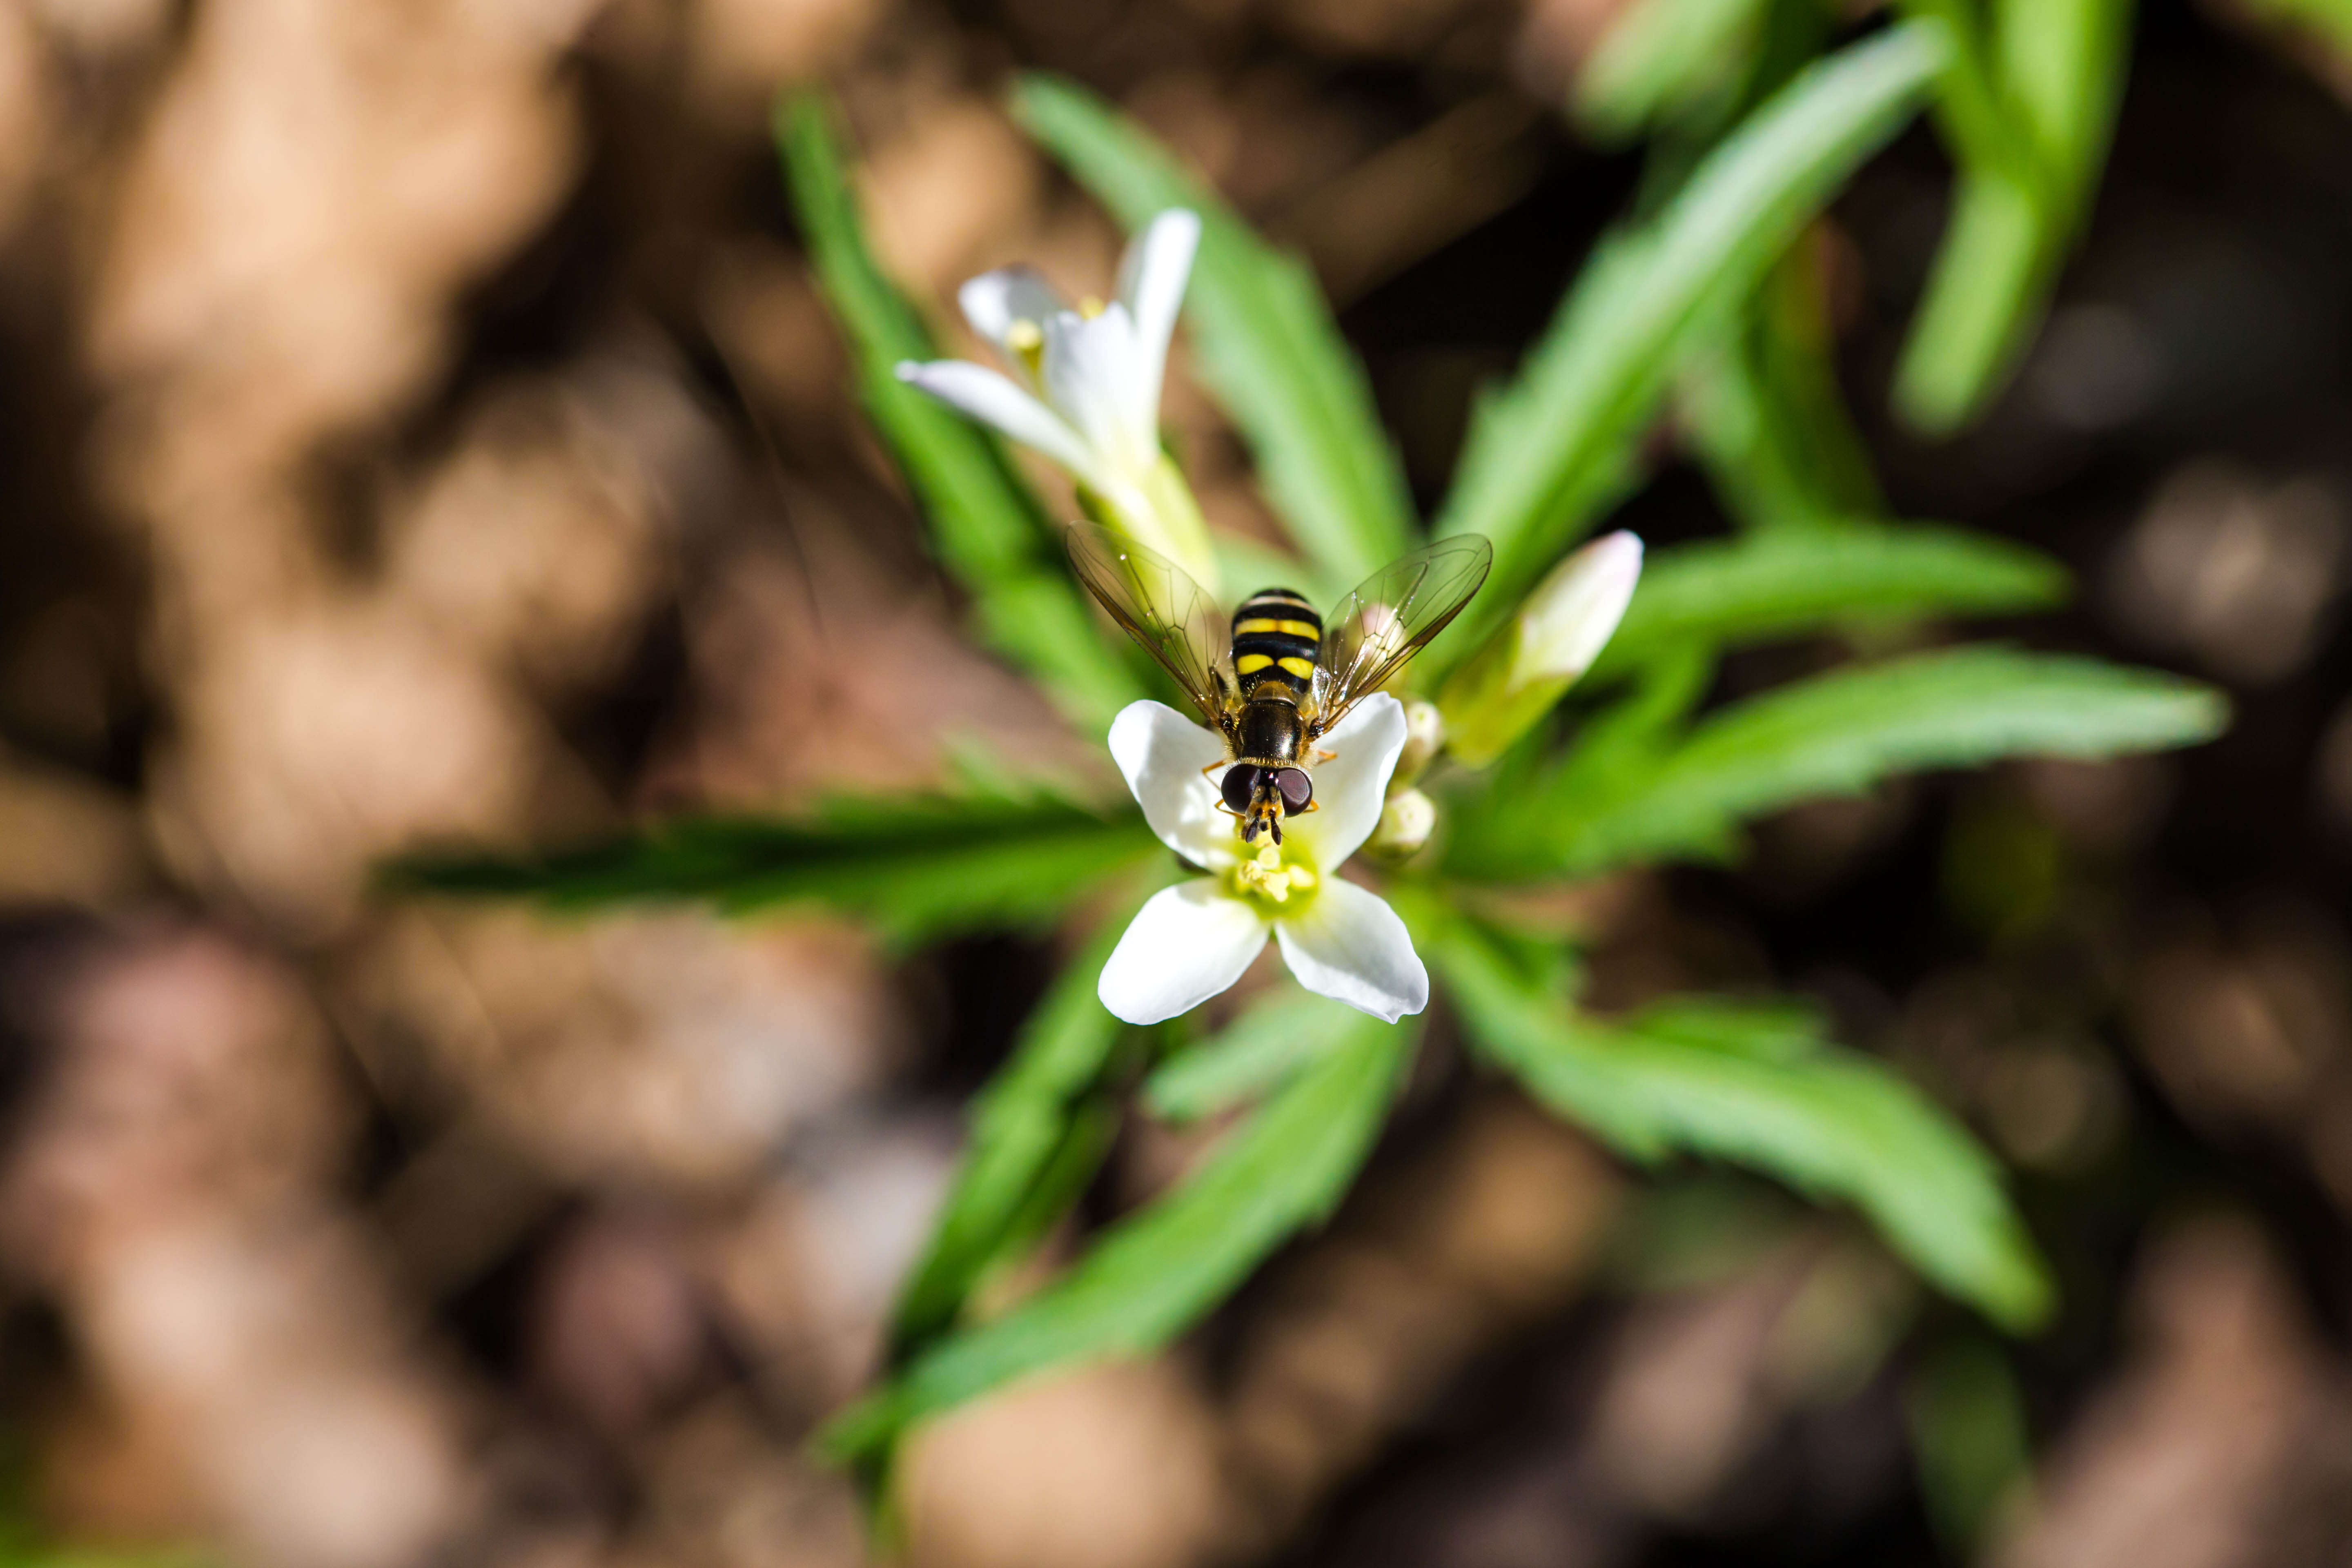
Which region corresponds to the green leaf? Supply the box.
[1891,0,2131,431]
[1452,646,2227,879]
[1998,0,2132,205]
[1627,994,1834,1063]
[891,915,1140,1359]
[1144,986,1353,1123]
[1591,523,2067,675]
[389,791,1159,949]
[1431,22,1951,674]
[776,93,1140,729]
[1890,168,2051,433]
[1895,0,2024,176]
[1679,237,1888,531]
[1425,912,2053,1328]
[1011,75,1417,589]
[822,1007,1413,1460]
[1575,0,1776,142]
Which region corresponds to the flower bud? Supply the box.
[1391,701,1444,791]
[1438,531,1643,767]
[1364,787,1436,860]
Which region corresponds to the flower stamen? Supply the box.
[1004,317,1045,378]
[1232,843,1318,908]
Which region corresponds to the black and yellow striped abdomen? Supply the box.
[1230,588,1321,699]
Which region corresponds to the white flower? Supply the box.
[895,209,1218,588]
[1096,694,1429,1026]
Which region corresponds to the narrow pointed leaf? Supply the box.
[1891,0,2131,431]
[891,914,1140,1358]
[822,1008,1413,1460]
[1590,524,2067,675]
[390,791,1157,949]
[1451,646,2226,879]
[1575,0,1775,142]
[1428,914,2052,1328]
[1679,237,1888,531]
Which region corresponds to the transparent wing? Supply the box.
[1312,535,1494,731]
[1065,523,1232,729]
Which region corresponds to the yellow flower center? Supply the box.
[1229,843,1318,914]
[1078,295,1107,318]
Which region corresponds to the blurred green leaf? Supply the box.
[1891,168,2051,433]
[1891,0,2131,431]
[1013,75,1417,590]
[1591,523,2067,675]
[1998,0,2133,199]
[1679,237,1886,530]
[822,1006,1413,1460]
[1896,0,2022,174]
[1907,1332,2036,1550]
[1432,22,1950,674]
[891,915,1140,1359]
[776,93,1140,729]
[1575,0,1775,142]
[390,791,1157,949]
[1629,994,1835,1062]
[1452,646,2226,879]
[1144,986,1353,1122]
[1425,911,2053,1327]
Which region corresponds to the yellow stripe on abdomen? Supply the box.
[1235,653,1274,675]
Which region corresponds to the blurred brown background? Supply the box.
[5,0,2352,1565]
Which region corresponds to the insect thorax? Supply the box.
[1234,697,1305,766]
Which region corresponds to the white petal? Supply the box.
[1098,880,1269,1025]
[1116,210,1200,437]
[1286,693,1407,867]
[1520,531,1644,682]
[1275,880,1428,1023]
[1108,700,1237,869]
[959,267,1065,361]
[1042,308,1153,473]
[895,361,1109,488]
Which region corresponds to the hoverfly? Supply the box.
[1067,522,1493,847]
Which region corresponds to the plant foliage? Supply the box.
[395,10,2224,1495]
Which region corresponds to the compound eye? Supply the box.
[1221,765,1259,814]
[1274,768,1313,810]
